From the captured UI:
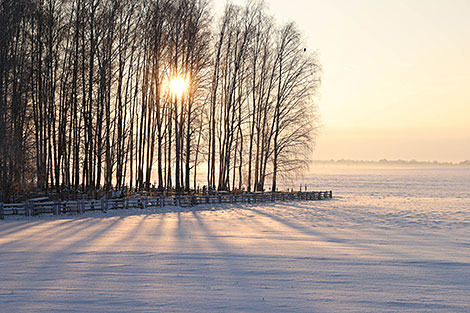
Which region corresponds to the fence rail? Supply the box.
[0,191,332,219]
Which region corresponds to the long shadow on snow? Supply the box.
[242,202,414,260]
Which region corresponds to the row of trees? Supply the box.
[0,0,321,201]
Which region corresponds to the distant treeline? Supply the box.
[0,0,320,201]
[312,159,470,168]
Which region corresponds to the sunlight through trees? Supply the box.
[0,0,321,201]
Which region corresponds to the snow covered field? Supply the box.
[1,168,469,312]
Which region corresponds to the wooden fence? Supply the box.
[0,191,332,219]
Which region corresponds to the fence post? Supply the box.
[53,201,58,215]
[101,198,108,212]
[25,201,31,217]
[330,190,333,198]
[160,196,164,208]
[191,195,196,206]
[0,202,4,220]
[176,196,181,207]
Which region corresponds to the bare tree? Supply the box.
[0,0,321,200]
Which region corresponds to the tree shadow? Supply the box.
[242,202,414,260]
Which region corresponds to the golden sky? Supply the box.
[215,0,470,162]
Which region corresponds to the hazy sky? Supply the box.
[214,0,470,162]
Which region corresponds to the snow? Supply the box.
[1,168,469,312]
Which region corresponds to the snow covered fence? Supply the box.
[0,190,332,218]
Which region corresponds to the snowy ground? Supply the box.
[1,168,469,312]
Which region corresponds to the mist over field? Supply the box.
[309,159,470,168]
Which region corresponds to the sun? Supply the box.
[169,76,187,99]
